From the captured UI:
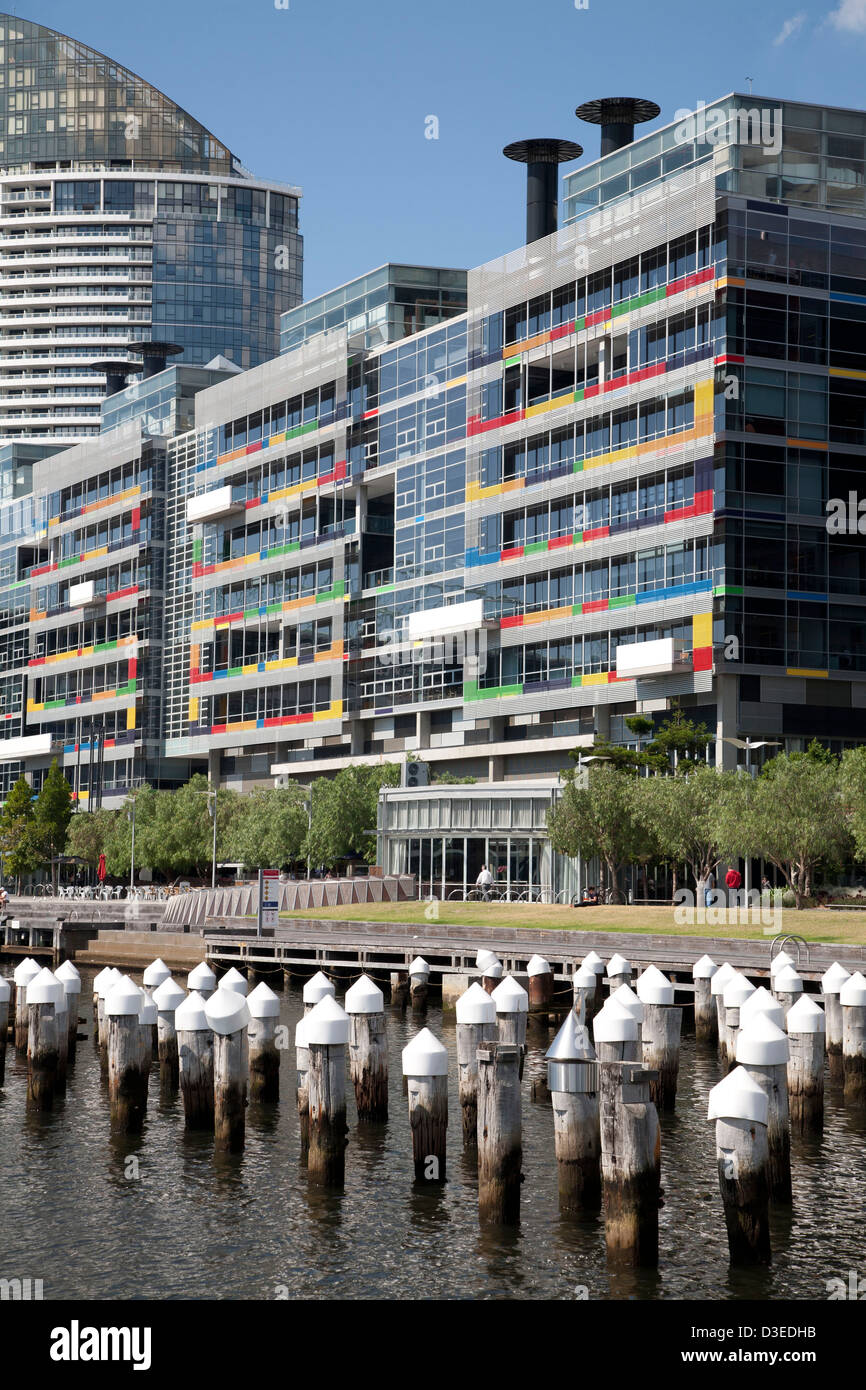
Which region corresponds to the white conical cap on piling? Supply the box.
[304,994,350,1046]
[710,961,737,996]
[303,971,335,1005]
[91,965,114,995]
[205,986,250,1036]
[492,974,529,1014]
[409,956,430,980]
[475,948,499,972]
[456,981,496,1024]
[482,958,503,980]
[55,960,81,995]
[26,966,63,1006]
[139,996,158,1027]
[821,961,851,994]
[526,953,552,977]
[247,981,281,1018]
[582,951,605,976]
[636,964,675,1005]
[786,995,826,1035]
[105,975,144,1017]
[402,1026,448,1077]
[176,990,211,1032]
[840,971,866,1007]
[611,982,644,1022]
[142,957,171,989]
[188,962,217,992]
[14,957,40,987]
[723,972,756,1008]
[606,952,631,978]
[593,999,639,1043]
[770,950,794,977]
[774,964,803,994]
[573,965,597,993]
[692,954,718,980]
[295,1015,309,1048]
[736,1014,789,1065]
[708,1065,769,1125]
[345,974,384,1014]
[740,986,784,1028]
[0,976,10,1004]
[218,966,248,997]
[152,976,186,1012]
[546,1010,595,1061]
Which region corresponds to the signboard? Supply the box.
[261,868,281,929]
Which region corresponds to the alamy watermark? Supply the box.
[673,887,782,933]
[674,102,782,156]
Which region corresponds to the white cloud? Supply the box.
[829,0,866,32]
[773,11,807,43]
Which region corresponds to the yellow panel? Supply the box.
[126,706,137,731]
[692,612,713,648]
[188,697,199,722]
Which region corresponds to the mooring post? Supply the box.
[710,962,736,1054]
[840,971,866,1106]
[606,952,632,997]
[0,975,10,1085]
[736,1014,792,1204]
[786,995,825,1134]
[572,964,597,1025]
[13,958,40,1052]
[205,987,250,1154]
[176,991,215,1130]
[456,982,497,1146]
[547,1011,600,1213]
[409,956,430,1011]
[247,981,281,1103]
[609,983,644,1048]
[772,964,803,1023]
[55,961,82,1065]
[708,1066,771,1266]
[138,994,156,1090]
[593,999,640,1063]
[345,974,388,1122]
[637,966,682,1111]
[142,957,170,998]
[477,1040,522,1224]
[106,976,149,1134]
[303,971,335,1013]
[598,1057,660,1267]
[390,970,409,1008]
[219,966,249,997]
[306,995,350,1185]
[527,954,554,1013]
[95,968,121,1070]
[821,962,850,1082]
[481,956,503,995]
[26,967,63,1111]
[152,976,186,1090]
[187,961,217,1000]
[51,978,69,1097]
[295,1014,311,1164]
[90,966,112,1051]
[402,1027,448,1183]
[722,972,756,1067]
[582,952,606,1022]
[492,975,528,1078]
[692,955,718,1043]
[740,986,784,1030]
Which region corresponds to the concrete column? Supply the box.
[416,711,431,749]
[715,675,738,769]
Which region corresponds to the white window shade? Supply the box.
[407,598,485,641]
[68,580,95,607]
[186,486,240,524]
[0,733,54,760]
[615,637,692,680]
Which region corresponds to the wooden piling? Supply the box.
[14,958,40,1052]
[598,1058,660,1267]
[572,965,597,1026]
[390,970,409,1008]
[772,965,803,1024]
[247,982,281,1103]
[606,952,632,997]
[692,955,718,1043]
[176,991,215,1130]
[593,999,640,1064]
[26,968,63,1111]
[581,953,606,1021]
[736,1015,792,1204]
[142,957,170,996]
[402,1027,448,1183]
[305,996,350,1185]
[710,963,736,1054]
[786,996,825,1134]
[409,956,430,1011]
[722,973,755,1066]
[55,962,81,1064]
[456,983,497,1146]
[346,975,388,1122]
[708,1067,771,1266]
[296,1015,311,1164]
[106,977,149,1134]
[527,954,554,1013]
[0,976,9,1085]
[96,968,121,1071]
[840,972,866,1106]
[477,1041,522,1224]
[637,967,682,1111]
[303,971,335,1013]
[547,1011,601,1213]
[822,963,850,1082]
[205,988,250,1154]
[481,958,503,995]
[152,977,186,1090]
[492,975,528,1079]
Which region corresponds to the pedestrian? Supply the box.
[704,869,716,908]
[476,865,493,901]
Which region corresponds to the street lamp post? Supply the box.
[721,737,781,897]
[128,796,136,894]
[195,786,219,890]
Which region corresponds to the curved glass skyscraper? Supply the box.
[0,13,302,443]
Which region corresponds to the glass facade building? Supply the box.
[0,14,302,445]
[280,264,466,354]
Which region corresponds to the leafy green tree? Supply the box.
[305,763,400,869]
[66,807,114,875]
[431,769,477,785]
[228,785,308,869]
[839,746,866,862]
[142,775,240,879]
[644,707,714,773]
[0,774,39,888]
[718,754,851,909]
[547,764,654,903]
[640,764,736,892]
[31,760,73,888]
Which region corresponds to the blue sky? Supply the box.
[23,0,866,298]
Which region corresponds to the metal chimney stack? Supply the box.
[503,137,583,245]
[91,358,134,398]
[129,340,183,380]
[575,97,660,156]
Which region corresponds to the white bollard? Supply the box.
[402,1027,448,1183]
[710,962,737,1051]
[456,982,496,1145]
[491,975,528,1077]
[526,953,553,1012]
[692,954,718,1043]
[721,972,756,1065]
[740,986,785,1030]
[303,970,335,1013]
[56,961,82,1063]
[142,958,171,997]
[13,958,40,1052]
[345,974,388,1122]
[572,964,597,1025]
[736,1014,791,1203]
[247,981,281,1102]
[821,962,850,1081]
[786,995,825,1133]
[218,966,248,997]
[205,987,250,1153]
[296,1014,311,1164]
[26,967,63,1109]
[547,1010,600,1212]
[0,974,9,1084]
[305,995,350,1184]
[606,952,631,994]
[708,1066,771,1265]
[409,955,430,1011]
[637,965,682,1110]
[481,956,503,995]
[593,998,639,1063]
[105,976,149,1132]
[840,971,866,1105]
[187,961,217,999]
[152,976,186,1089]
[772,964,803,1021]
[176,991,214,1130]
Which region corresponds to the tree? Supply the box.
[718,754,851,909]
[547,764,654,903]
[641,764,736,893]
[142,776,240,879]
[66,808,114,875]
[839,746,866,862]
[30,760,73,888]
[228,785,308,869]
[644,707,714,773]
[0,774,39,889]
[305,763,400,870]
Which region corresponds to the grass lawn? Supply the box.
[278,900,866,946]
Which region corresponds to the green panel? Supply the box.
[525,541,546,556]
[713,584,743,596]
[572,603,583,616]
[609,594,637,608]
[228,666,243,678]
[571,674,583,687]
[504,355,521,368]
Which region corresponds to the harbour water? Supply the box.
[0,966,863,1301]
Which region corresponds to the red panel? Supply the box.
[664,504,696,523]
[583,385,600,400]
[550,321,575,340]
[694,489,714,514]
[500,614,523,629]
[500,546,524,562]
[692,646,713,672]
[127,658,137,679]
[582,525,609,542]
[131,506,141,529]
[583,598,609,613]
[548,534,573,550]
